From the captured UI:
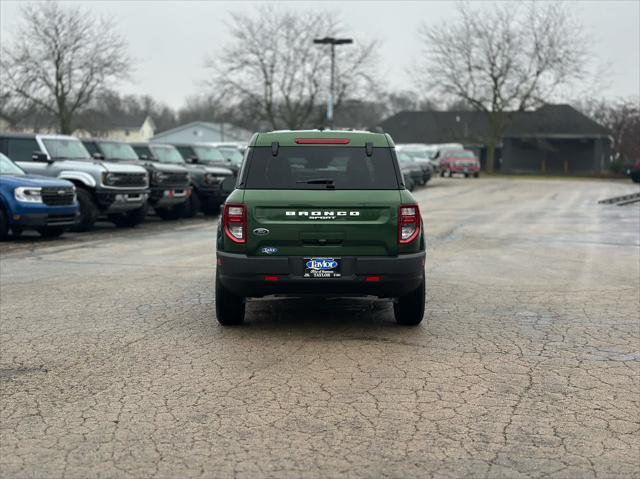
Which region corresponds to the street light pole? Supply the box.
[313,37,353,129]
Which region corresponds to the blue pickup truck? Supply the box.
[0,153,79,240]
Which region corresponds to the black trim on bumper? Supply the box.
[13,213,77,228]
[217,251,426,298]
[95,189,149,212]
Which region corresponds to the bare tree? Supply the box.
[77,91,178,136]
[577,97,640,165]
[415,1,589,172]
[206,6,380,130]
[0,1,131,134]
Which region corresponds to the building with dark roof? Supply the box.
[376,104,612,175]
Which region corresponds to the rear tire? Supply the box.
[72,188,99,232]
[215,273,245,326]
[38,227,66,238]
[0,208,8,241]
[155,206,182,220]
[473,172,480,178]
[109,203,148,228]
[183,190,201,218]
[394,274,425,326]
[202,200,221,216]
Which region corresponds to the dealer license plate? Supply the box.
[304,258,341,278]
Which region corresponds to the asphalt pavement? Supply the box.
[1,177,639,479]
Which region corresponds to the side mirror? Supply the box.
[92,152,105,160]
[190,156,199,164]
[139,154,149,160]
[221,176,236,194]
[32,151,50,163]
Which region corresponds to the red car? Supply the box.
[439,150,480,178]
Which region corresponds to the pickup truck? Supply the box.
[215,130,426,326]
[0,133,149,230]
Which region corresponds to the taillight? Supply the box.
[295,138,350,145]
[223,203,246,244]
[398,204,421,244]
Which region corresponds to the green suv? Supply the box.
[215,130,426,326]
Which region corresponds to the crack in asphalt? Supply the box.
[1,178,638,478]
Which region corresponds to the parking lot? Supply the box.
[1,177,639,478]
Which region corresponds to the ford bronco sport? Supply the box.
[215,130,426,326]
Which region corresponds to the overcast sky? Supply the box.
[1,0,638,109]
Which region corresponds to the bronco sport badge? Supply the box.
[285,210,360,220]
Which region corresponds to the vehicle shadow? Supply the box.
[223,296,431,344]
[1,214,217,247]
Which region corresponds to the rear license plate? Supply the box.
[304,258,341,278]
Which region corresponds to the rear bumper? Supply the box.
[449,166,480,172]
[217,251,425,298]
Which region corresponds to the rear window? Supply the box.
[243,146,400,190]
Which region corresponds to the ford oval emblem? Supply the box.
[306,259,338,270]
[260,246,278,255]
[253,227,270,236]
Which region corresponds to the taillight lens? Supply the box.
[398,205,421,244]
[295,138,350,145]
[223,203,246,244]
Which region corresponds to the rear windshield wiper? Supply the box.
[296,178,335,185]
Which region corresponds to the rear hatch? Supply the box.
[244,190,401,256]
[240,144,403,257]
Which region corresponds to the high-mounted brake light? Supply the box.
[398,204,421,245]
[223,203,246,244]
[295,138,350,145]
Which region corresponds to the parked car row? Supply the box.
[397,143,481,179]
[0,132,243,240]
